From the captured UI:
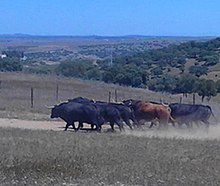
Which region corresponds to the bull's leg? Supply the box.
[136,119,144,129]
[194,121,201,128]
[149,119,158,128]
[202,120,210,128]
[91,124,95,130]
[71,122,76,130]
[80,123,84,128]
[130,114,138,128]
[64,123,71,131]
[74,121,82,131]
[110,122,115,132]
[95,123,101,132]
[149,122,154,128]
[124,119,133,130]
[115,120,124,132]
[185,121,192,129]
[159,119,168,129]
[120,120,125,131]
[169,117,176,127]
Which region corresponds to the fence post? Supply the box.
[192,93,195,104]
[115,89,118,102]
[0,81,2,89]
[180,96,182,103]
[108,91,111,103]
[31,87,34,108]
[56,84,59,101]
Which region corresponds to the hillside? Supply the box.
[0,35,210,61]
[0,72,171,120]
[1,36,220,101]
[1,72,217,120]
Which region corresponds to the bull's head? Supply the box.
[122,99,133,106]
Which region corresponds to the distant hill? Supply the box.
[1,34,212,65]
[1,35,220,100]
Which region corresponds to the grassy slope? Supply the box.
[0,127,220,186]
[1,71,220,120]
[0,72,195,120]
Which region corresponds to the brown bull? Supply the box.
[123,99,173,128]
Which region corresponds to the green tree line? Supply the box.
[2,37,220,101]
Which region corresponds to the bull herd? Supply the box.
[49,97,216,132]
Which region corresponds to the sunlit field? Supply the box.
[1,128,220,186]
[1,72,220,185]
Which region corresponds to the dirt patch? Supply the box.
[1,118,220,140]
[0,118,65,131]
[0,118,109,132]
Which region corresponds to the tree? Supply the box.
[189,65,208,77]
[0,58,23,72]
[151,67,163,76]
[85,68,102,80]
[203,55,219,66]
[56,59,93,78]
[174,75,197,94]
[102,71,114,83]
[2,50,23,58]
[196,79,217,102]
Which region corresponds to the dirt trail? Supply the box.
[0,118,107,131]
[0,118,64,131]
[0,118,220,140]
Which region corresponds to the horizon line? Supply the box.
[0,33,218,38]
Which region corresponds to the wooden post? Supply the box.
[115,89,118,102]
[193,93,195,104]
[31,87,34,108]
[180,96,182,103]
[108,91,111,103]
[56,84,59,101]
[0,81,2,89]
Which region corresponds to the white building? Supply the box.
[1,54,7,59]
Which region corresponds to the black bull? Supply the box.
[169,103,216,127]
[50,101,104,131]
[68,98,134,130]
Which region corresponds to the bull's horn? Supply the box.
[162,102,169,106]
[112,98,115,102]
[117,101,123,104]
[60,100,68,103]
[45,105,54,109]
[160,98,168,106]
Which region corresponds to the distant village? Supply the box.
[0,52,27,60]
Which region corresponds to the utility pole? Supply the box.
[108,47,113,66]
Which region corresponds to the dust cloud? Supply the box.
[1,118,220,140]
[123,124,220,140]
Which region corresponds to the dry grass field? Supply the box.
[0,72,191,120]
[1,128,220,186]
[1,72,220,185]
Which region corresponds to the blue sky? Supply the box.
[0,0,220,36]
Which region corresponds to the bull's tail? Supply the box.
[207,106,218,123]
[211,109,218,121]
[169,115,176,127]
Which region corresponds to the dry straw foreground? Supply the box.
[1,72,220,186]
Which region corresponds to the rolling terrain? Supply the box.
[0,72,220,185]
[1,38,220,185]
[0,34,210,62]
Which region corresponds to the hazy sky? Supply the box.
[1,0,220,36]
